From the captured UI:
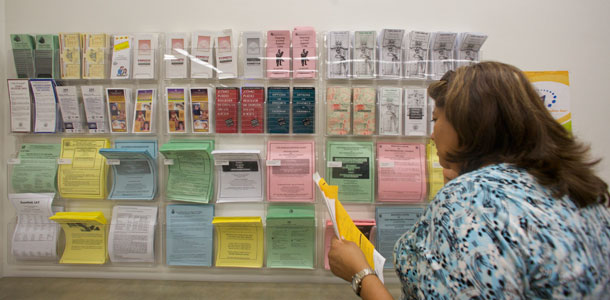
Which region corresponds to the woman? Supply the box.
[329,61,610,299]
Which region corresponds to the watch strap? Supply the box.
[351,268,377,296]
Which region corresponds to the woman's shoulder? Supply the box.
[432,163,553,213]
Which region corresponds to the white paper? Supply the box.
[215,29,238,79]
[7,79,32,133]
[191,31,215,78]
[30,80,58,133]
[373,250,386,283]
[110,34,132,79]
[211,150,263,203]
[404,31,431,78]
[81,85,108,133]
[378,29,405,78]
[56,86,85,133]
[242,31,264,79]
[430,32,458,80]
[327,161,342,168]
[165,33,188,79]
[133,33,158,79]
[456,32,488,68]
[353,31,376,78]
[10,193,59,261]
[108,205,158,263]
[379,87,403,135]
[404,88,428,136]
[327,31,350,79]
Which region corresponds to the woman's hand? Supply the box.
[328,236,371,282]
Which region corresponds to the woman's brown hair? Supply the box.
[428,61,609,207]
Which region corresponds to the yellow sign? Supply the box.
[525,71,571,132]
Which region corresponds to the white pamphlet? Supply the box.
[191,31,215,78]
[215,29,238,79]
[110,34,132,79]
[211,150,263,203]
[56,86,85,133]
[404,88,428,136]
[404,31,431,79]
[133,33,158,79]
[428,97,436,136]
[379,87,402,135]
[7,79,32,133]
[242,31,264,79]
[81,85,108,133]
[10,193,60,261]
[165,33,189,79]
[353,31,376,78]
[327,31,351,79]
[456,32,488,68]
[430,32,458,80]
[30,79,59,133]
[108,205,158,263]
[378,29,405,78]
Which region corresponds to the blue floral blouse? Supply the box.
[394,164,610,299]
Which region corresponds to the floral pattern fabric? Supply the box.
[394,163,610,299]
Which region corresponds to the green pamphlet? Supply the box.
[10,34,35,78]
[35,34,59,78]
[266,205,315,269]
[11,143,61,193]
[326,141,375,202]
[160,139,214,203]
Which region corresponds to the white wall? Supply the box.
[2,0,610,281]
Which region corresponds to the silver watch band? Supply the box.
[351,268,377,296]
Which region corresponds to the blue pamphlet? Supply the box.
[266,87,290,134]
[166,204,214,266]
[98,140,158,200]
[292,87,315,134]
[375,206,425,268]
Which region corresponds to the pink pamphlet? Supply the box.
[292,27,316,79]
[266,30,291,78]
[266,140,315,202]
[376,142,426,202]
[324,219,376,269]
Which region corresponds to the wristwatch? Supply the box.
[351,268,377,296]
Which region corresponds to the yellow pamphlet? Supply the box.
[212,216,263,268]
[313,173,386,282]
[59,33,82,79]
[57,138,110,199]
[427,141,444,201]
[49,211,107,264]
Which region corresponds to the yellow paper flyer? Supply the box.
[49,211,107,264]
[212,216,263,268]
[525,71,571,132]
[57,138,110,199]
[313,173,385,282]
[427,141,444,201]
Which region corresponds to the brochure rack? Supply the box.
[3,29,484,282]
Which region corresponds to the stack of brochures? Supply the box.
[159,139,214,203]
[99,140,158,200]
